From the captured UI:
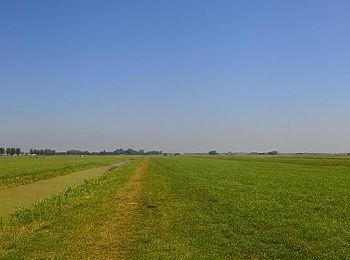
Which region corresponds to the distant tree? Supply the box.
[145,150,163,155]
[267,150,278,155]
[11,148,16,155]
[43,149,55,155]
[113,149,124,155]
[15,148,21,155]
[67,149,87,155]
[209,150,218,155]
[0,147,4,155]
[125,149,139,155]
[29,148,56,155]
[6,148,11,155]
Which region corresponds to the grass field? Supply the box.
[0,155,127,189]
[132,156,350,258]
[0,156,349,258]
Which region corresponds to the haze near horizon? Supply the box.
[1,1,350,153]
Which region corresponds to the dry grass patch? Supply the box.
[78,157,149,259]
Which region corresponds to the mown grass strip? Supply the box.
[78,157,149,259]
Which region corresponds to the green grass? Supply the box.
[200,155,350,167]
[1,156,349,258]
[0,158,143,259]
[131,156,350,258]
[0,155,128,189]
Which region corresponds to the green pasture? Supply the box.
[132,156,350,258]
[0,156,349,258]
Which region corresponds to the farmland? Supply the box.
[0,156,349,258]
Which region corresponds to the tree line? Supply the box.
[0,147,21,155]
[0,147,162,156]
[29,149,56,155]
[66,148,162,156]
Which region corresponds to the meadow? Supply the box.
[132,156,350,258]
[0,156,349,258]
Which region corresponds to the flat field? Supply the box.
[0,156,349,258]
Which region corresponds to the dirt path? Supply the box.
[79,157,149,259]
[0,162,128,218]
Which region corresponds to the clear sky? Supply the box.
[1,0,350,153]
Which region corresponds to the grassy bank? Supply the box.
[0,155,128,189]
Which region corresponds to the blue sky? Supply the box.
[1,0,350,152]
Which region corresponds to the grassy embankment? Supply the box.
[0,155,127,189]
